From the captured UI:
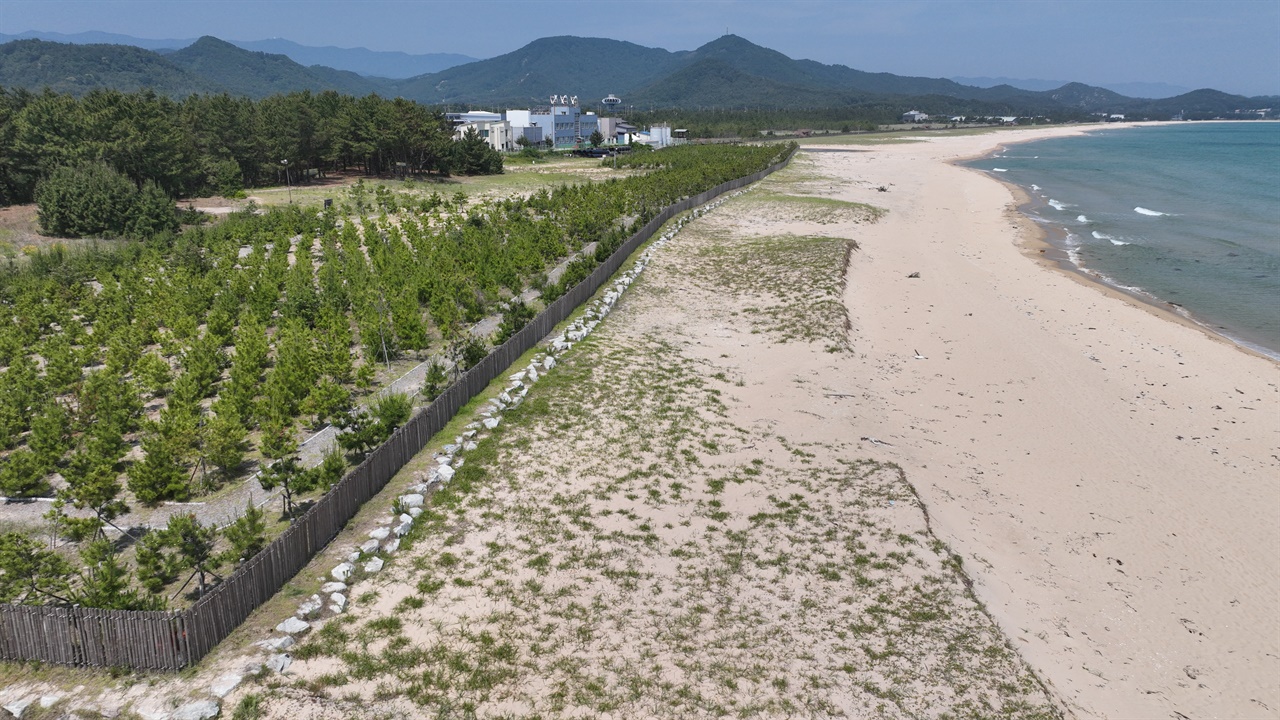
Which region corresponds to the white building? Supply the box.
[902,110,930,123]
[446,111,502,126]
[454,120,517,152]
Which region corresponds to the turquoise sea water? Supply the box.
[967,123,1280,359]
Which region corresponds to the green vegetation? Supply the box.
[0,86,487,210]
[0,141,792,610]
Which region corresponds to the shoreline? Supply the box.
[957,126,1280,363]
[813,126,1280,717]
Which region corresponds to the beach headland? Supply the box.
[804,124,1279,718]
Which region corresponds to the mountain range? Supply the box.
[0,31,477,77]
[1,33,1275,120]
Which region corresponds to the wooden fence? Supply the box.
[0,148,796,670]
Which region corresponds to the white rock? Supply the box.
[454,458,465,468]
[483,417,500,430]
[369,527,391,541]
[399,493,424,508]
[38,693,63,709]
[359,539,380,554]
[266,653,292,674]
[498,392,513,405]
[383,538,400,553]
[394,519,413,537]
[437,465,455,482]
[443,443,459,454]
[437,455,452,466]
[3,697,33,718]
[320,581,347,594]
[363,556,384,573]
[171,700,220,720]
[275,617,310,635]
[463,441,477,452]
[463,430,477,439]
[209,673,243,698]
[253,635,294,652]
[332,562,355,581]
[509,371,526,382]
[346,551,361,563]
[409,507,423,518]
[527,366,540,382]
[399,513,412,524]
[295,595,323,619]
[330,593,347,611]
[133,699,171,720]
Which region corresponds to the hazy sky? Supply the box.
[2,0,1278,95]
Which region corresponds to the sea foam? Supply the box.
[1076,214,1089,223]
[1047,199,1069,211]
[1134,206,1168,216]
[1092,231,1129,245]
[992,168,1008,172]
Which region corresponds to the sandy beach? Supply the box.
[12,125,1273,719]
[816,125,1280,717]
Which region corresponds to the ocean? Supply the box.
[967,122,1280,359]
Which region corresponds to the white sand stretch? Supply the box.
[815,126,1279,718]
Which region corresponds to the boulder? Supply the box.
[275,617,310,635]
[408,507,423,518]
[329,593,347,612]
[394,519,413,537]
[483,417,500,430]
[363,557,384,573]
[383,538,400,553]
[171,700,220,720]
[331,562,355,582]
[320,581,347,594]
[437,465,455,482]
[2,697,33,719]
[253,635,294,652]
[209,673,243,698]
[399,493,424,508]
[368,527,391,541]
[295,595,323,619]
[359,539,380,555]
[266,653,292,674]
[38,693,63,709]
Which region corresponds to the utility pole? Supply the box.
[281,159,292,204]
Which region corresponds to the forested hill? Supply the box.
[0,34,1275,119]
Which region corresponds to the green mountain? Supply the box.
[393,35,685,105]
[0,39,220,96]
[167,36,386,98]
[0,33,1274,120]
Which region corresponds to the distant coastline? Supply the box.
[961,122,1280,363]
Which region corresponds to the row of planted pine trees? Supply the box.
[0,141,794,611]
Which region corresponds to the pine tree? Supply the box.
[128,428,189,504]
[135,529,180,596]
[166,513,218,597]
[57,447,129,542]
[257,455,316,517]
[0,532,73,605]
[0,449,51,499]
[221,499,267,565]
[203,408,247,476]
[73,539,159,610]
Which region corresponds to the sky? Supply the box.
[2,0,1278,96]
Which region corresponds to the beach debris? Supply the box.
[877,185,888,192]
[907,271,920,278]
[860,436,893,447]
[913,350,927,360]
[824,393,857,398]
